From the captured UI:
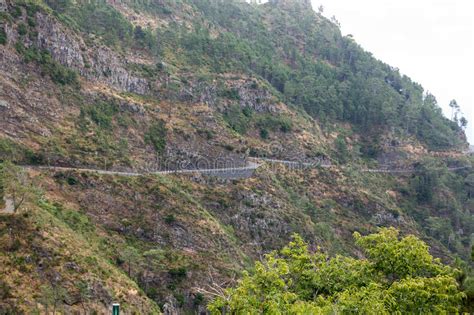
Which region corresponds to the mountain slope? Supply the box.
[0,0,473,313]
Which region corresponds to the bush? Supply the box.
[224,105,251,135]
[169,267,187,280]
[66,176,78,186]
[27,17,36,28]
[144,120,167,154]
[17,23,28,36]
[0,27,7,45]
[0,138,39,164]
[164,214,176,224]
[10,6,22,18]
[194,293,205,306]
[49,63,78,85]
[80,101,118,129]
[256,114,292,133]
[0,163,4,206]
[334,135,349,163]
[39,200,94,234]
[0,280,12,300]
[219,88,240,100]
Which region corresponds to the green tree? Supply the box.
[465,174,474,198]
[144,120,167,154]
[209,228,464,314]
[410,159,444,203]
[459,116,468,129]
[0,27,7,45]
[449,99,460,121]
[353,228,450,280]
[334,135,349,164]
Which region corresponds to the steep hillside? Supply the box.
[0,0,473,313]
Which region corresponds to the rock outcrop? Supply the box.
[35,13,150,94]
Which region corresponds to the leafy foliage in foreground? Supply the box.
[209,228,464,314]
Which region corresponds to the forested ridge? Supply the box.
[39,0,468,150]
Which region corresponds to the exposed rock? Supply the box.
[372,210,405,226]
[0,0,7,12]
[191,77,282,113]
[4,24,17,44]
[162,295,179,315]
[90,281,113,306]
[236,80,281,113]
[118,100,145,115]
[92,47,150,94]
[63,292,83,306]
[0,99,10,109]
[35,12,150,94]
[64,261,81,272]
[36,13,86,70]
[1,196,14,214]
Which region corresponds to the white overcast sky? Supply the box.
[312,0,474,144]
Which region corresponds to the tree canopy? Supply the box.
[209,228,464,314]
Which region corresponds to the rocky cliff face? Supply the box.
[34,12,150,94]
[193,76,283,113]
[0,0,7,12]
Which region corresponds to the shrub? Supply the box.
[242,107,253,117]
[144,120,167,154]
[10,6,22,18]
[334,135,349,163]
[0,138,39,164]
[0,280,12,300]
[194,293,205,306]
[169,267,187,280]
[256,114,292,133]
[27,17,36,28]
[0,27,7,45]
[80,101,118,129]
[49,63,78,85]
[224,105,251,134]
[66,176,78,186]
[17,23,28,36]
[44,0,133,47]
[164,214,176,224]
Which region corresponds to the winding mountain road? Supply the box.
[24,161,262,179]
[361,166,472,174]
[23,156,471,179]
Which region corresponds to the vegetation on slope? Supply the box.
[2,155,473,312]
[172,0,466,150]
[0,165,160,313]
[209,229,465,314]
[0,0,473,313]
[33,0,468,151]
